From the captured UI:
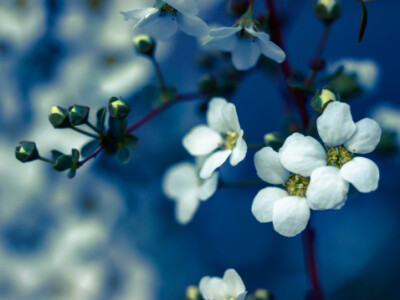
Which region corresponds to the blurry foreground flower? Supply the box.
[163,161,219,224]
[315,101,381,195]
[252,133,329,237]
[183,97,247,179]
[199,268,246,300]
[204,24,285,70]
[371,104,400,151]
[121,0,208,40]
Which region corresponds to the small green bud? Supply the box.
[263,132,283,150]
[199,75,217,95]
[108,97,131,120]
[185,285,202,300]
[15,141,40,162]
[249,289,274,300]
[49,106,70,128]
[314,0,340,23]
[133,35,155,57]
[68,105,90,126]
[311,88,337,113]
[53,154,74,172]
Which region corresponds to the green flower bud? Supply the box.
[199,75,217,95]
[264,132,283,150]
[108,97,131,120]
[249,289,274,300]
[314,0,340,23]
[311,88,337,113]
[49,106,70,128]
[185,285,201,300]
[133,35,155,57]
[15,141,40,163]
[68,105,90,126]
[53,154,74,172]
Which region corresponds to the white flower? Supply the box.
[121,0,208,40]
[252,133,329,237]
[371,104,400,146]
[312,101,381,201]
[199,269,247,300]
[162,160,219,224]
[328,58,380,92]
[204,24,285,71]
[182,97,247,179]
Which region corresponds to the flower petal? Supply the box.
[231,39,261,71]
[175,194,200,224]
[198,172,219,201]
[230,130,247,166]
[254,147,289,184]
[317,101,357,146]
[222,102,241,133]
[141,15,178,40]
[272,196,310,237]
[340,157,379,193]
[183,125,223,156]
[279,133,327,177]
[200,150,231,179]
[249,29,285,63]
[162,162,199,199]
[344,118,382,154]
[199,277,228,300]
[209,26,241,38]
[120,8,158,21]
[204,33,238,52]
[222,269,246,297]
[177,13,208,37]
[207,97,230,132]
[252,187,288,223]
[165,0,198,15]
[306,166,349,210]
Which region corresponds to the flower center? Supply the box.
[159,3,178,17]
[224,131,238,150]
[236,28,256,41]
[285,174,310,197]
[327,146,352,168]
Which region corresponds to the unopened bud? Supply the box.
[68,105,89,126]
[311,88,337,113]
[49,106,70,128]
[133,35,155,57]
[108,97,131,120]
[15,141,40,162]
[314,0,340,23]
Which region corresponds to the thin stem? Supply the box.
[78,146,104,167]
[85,121,105,137]
[247,143,265,149]
[71,126,98,139]
[151,58,167,91]
[219,178,265,188]
[305,25,331,88]
[264,0,309,128]
[303,225,324,300]
[39,156,55,164]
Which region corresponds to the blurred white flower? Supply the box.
[371,104,400,145]
[163,160,219,224]
[199,269,246,300]
[183,97,247,179]
[314,101,381,198]
[252,133,328,237]
[204,25,285,70]
[328,58,380,92]
[121,0,208,40]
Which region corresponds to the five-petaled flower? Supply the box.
[183,97,247,179]
[199,269,247,300]
[311,101,381,204]
[252,133,328,237]
[163,160,219,224]
[204,24,286,71]
[121,0,208,40]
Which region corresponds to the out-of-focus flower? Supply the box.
[371,104,400,147]
[313,101,381,200]
[199,268,246,300]
[183,97,247,179]
[121,0,208,40]
[252,133,328,237]
[328,58,380,93]
[204,24,285,70]
[162,160,219,224]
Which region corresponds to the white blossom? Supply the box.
[372,104,400,146]
[199,269,246,300]
[204,24,285,71]
[121,0,208,40]
[183,97,247,179]
[328,58,380,92]
[162,160,219,224]
[252,133,330,237]
[312,101,381,203]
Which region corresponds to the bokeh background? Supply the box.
[1,0,400,299]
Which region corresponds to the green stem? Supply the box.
[85,121,105,137]
[39,156,55,164]
[71,126,98,139]
[247,143,265,149]
[152,57,167,92]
